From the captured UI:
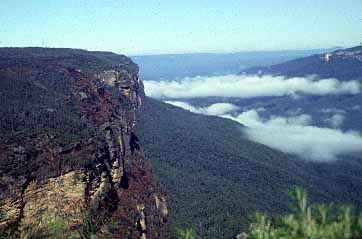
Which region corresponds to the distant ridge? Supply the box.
[243,45,362,81]
[132,47,340,81]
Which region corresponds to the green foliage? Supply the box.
[248,188,362,239]
[23,223,47,239]
[21,207,97,239]
[176,228,197,239]
[135,97,362,239]
[78,201,102,239]
[22,217,70,239]
[78,217,97,239]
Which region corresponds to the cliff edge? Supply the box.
[0,48,168,238]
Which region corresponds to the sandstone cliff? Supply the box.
[0,48,168,238]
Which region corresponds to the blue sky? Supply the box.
[0,0,361,55]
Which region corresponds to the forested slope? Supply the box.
[135,97,362,239]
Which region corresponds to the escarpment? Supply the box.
[0,48,168,238]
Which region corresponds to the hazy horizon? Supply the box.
[1,0,360,55]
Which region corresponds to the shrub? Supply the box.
[177,228,197,239]
[248,187,362,239]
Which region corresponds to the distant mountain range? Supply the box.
[244,46,362,81]
[132,48,341,81]
[236,46,362,131]
[179,46,362,132]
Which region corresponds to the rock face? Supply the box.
[0,48,168,238]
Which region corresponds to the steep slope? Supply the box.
[0,48,168,238]
[135,97,362,239]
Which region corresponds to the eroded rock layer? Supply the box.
[0,48,168,238]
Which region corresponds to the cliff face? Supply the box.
[0,48,168,238]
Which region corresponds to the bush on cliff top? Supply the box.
[248,187,362,239]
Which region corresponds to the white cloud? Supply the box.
[321,108,346,114]
[321,109,346,128]
[224,111,362,161]
[284,114,312,125]
[167,101,362,161]
[327,114,345,128]
[144,74,361,99]
[165,101,240,116]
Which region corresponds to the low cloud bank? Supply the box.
[165,101,239,116]
[144,74,361,99]
[166,101,362,161]
[224,110,362,161]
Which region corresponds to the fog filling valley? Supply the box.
[144,74,361,99]
[145,74,362,161]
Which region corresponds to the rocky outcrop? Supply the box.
[0,48,168,238]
